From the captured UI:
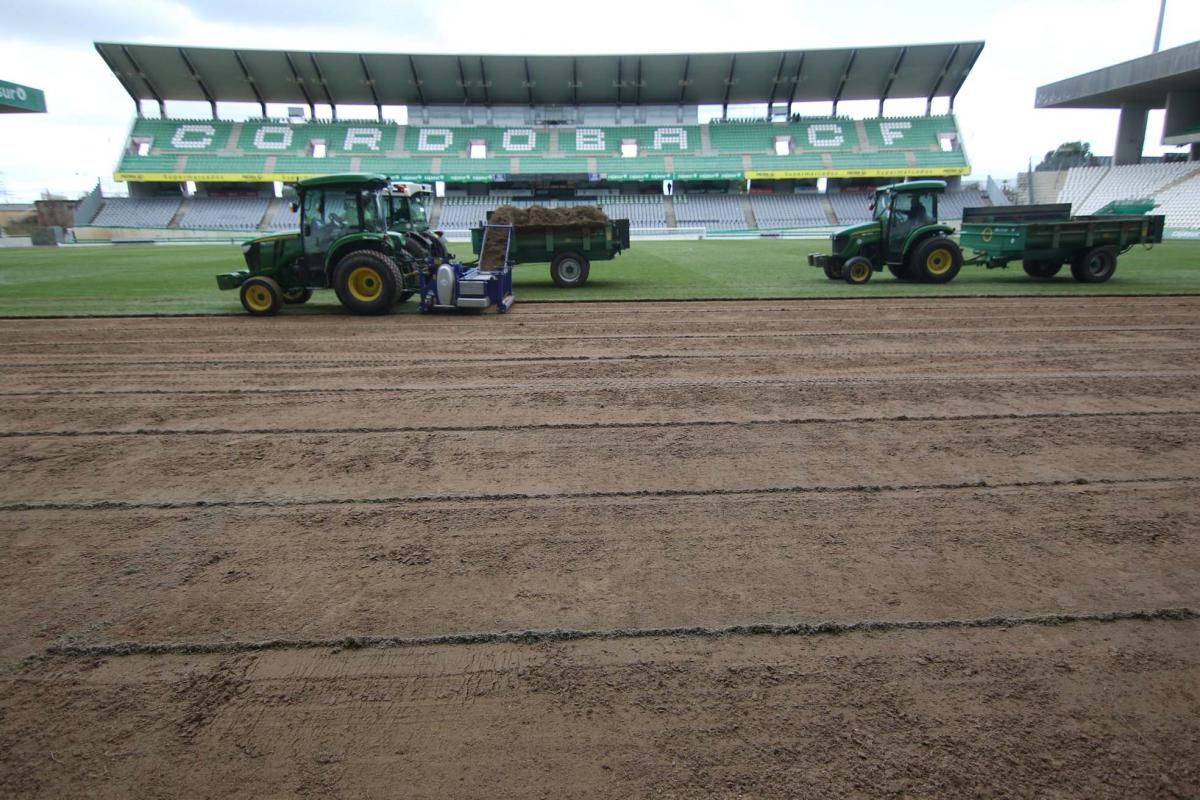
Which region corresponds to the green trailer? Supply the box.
[470,216,631,287]
[959,204,1166,282]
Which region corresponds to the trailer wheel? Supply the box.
[842,256,873,285]
[911,237,963,283]
[282,287,313,304]
[240,276,283,316]
[333,250,403,315]
[551,252,590,288]
[1023,260,1062,279]
[1070,247,1117,283]
[822,262,841,280]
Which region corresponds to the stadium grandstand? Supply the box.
[1024,39,1200,233]
[75,41,1002,240]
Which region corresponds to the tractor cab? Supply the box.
[873,181,941,260]
[808,179,962,284]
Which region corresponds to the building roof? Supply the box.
[95,41,985,110]
[1035,40,1200,109]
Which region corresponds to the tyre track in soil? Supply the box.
[2,481,1196,663]
[4,351,1200,392]
[2,621,1197,798]
[0,374,1197,434]
[2,414,1199,505]
[2,339,1198,370]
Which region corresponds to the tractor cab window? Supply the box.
[387,194,429,229]
[409,194,428,227]
[323,189,359,231]
[892,192,935,227]
[359,189,384,233]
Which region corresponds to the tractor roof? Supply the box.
[877,179,948,193]
[295,173,389,189]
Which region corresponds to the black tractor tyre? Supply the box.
[1023,260,1063,279]
[240,276,283,316]
[281,287,313,304]
[822,262,842,280]
[1070,247,1118,283]
[332,250,403,315]
[910,237,963,284]
[887,264,913,281]
[842,256,874,285]
[551,251,590,288]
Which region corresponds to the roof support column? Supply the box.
[1114,104,1149,166]
[786,53,804,118]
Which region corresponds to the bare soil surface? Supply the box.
[1,296,1198,798]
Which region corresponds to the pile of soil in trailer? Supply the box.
[490,205,608,226]
[481,206,608,268]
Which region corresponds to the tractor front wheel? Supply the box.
[1023,260,1063,279]
[240,276,283,316]
[551,252,590,288]
[842,256,874,285]
[822,261,841,280]
[333,250,403,315]
[1070,247,1117,283]
[911,237,963,284]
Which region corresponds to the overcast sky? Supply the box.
[0,0,1197,201]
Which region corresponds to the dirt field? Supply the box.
[1,296,1198,798]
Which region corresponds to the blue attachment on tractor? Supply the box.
[418,224,515,313]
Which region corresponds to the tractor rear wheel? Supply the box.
[1070,247,1118,283]
[1023,260,1062,279]
[282,287,313,304]
[333,250,403,315]
[887,264,913,281]
[240,276,283,316]
[911,237,963,283]
[551,251,590,288]
[842,256,874,285]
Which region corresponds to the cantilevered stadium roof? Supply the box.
[1035,40,1200,109]
[95,41,984,112]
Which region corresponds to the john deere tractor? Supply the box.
[808,180,963,285]
[218,174,455,315]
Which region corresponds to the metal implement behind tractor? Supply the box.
[418,224,514,313]
[217,174,514,315]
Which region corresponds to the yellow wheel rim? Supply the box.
[245,285,273,311]
[347,266,384,302]
[926,249,952,275]
[850,263,870,281]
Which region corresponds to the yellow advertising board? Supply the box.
[745,166,970,180]
[114,173,327,183]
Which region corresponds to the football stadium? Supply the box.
[2,7,1200,797]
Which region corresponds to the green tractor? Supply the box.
[808,180,963,285]
[217,174,452,315]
